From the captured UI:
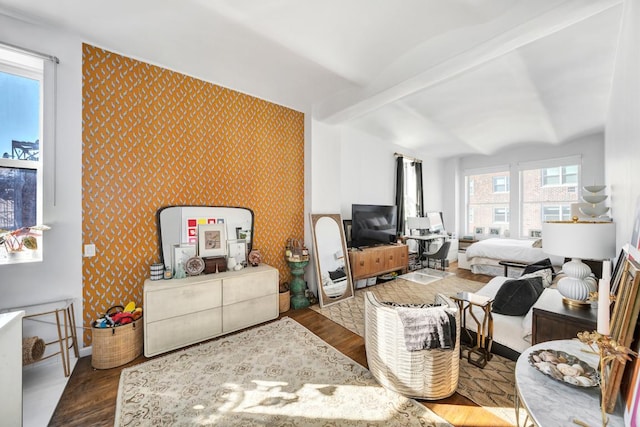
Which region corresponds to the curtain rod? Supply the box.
[394,152,422,163]
[0,41,60,64]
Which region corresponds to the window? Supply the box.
[465,168,510,235]
[493,207,510,223]
[521,160,580,237]
[0,46,45,263]
[542,165,578,186]
[542,205,572,222]
[493,176,509,193]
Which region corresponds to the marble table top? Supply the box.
[516,339,624,427]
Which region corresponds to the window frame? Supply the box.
[0,46,45,263]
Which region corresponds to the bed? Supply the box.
[463,238,564,277]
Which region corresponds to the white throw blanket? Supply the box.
[396,307,456,351]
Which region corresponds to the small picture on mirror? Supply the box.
[173,244,196,275]
[228,239,247,265]
[236,228,251,242]
[198,224,227,257]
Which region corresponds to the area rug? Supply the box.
[311,277,521,426]
[115,317,452,426]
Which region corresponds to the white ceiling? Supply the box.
[0,0,623,158]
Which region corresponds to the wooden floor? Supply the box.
[50,266,511,427]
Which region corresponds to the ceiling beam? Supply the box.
[314,0,622,124]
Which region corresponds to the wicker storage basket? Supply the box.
[91,317,143,369]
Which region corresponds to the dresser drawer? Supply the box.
[223,269,278,305]
[145,307,222,356]
[145,280,222,322]
[223,294,278,333]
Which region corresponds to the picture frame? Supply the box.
[489,227,501,236]
[529,229,542,238]
[474,226,484,235]
[173,244,196,274]
[198,224,227,258]
[343,220,352,245]
[605,255,640,413]
[227,239,247,265]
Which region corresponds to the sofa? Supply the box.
[466,259,559,359]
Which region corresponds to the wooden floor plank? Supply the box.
[50,265,508,427]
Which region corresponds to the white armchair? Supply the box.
[364,291,460,399]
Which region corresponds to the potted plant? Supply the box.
[279,282,290,313]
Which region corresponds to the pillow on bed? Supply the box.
[492,276,544,316]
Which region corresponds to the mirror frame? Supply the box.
[310,213,354,307]
[157,205,254,269]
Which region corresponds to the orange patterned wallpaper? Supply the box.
[82,44,304,344]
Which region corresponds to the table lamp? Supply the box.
[541,220,616,307]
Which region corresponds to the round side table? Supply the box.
[288,260,310,309]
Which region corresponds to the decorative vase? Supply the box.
[248,249,262,266]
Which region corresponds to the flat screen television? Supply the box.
[351,204,398,248]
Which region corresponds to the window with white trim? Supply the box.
[464,168,510,235]
[493,176,509,193]
[493,207,510,223]
[0,46,45,263]
[521,160,580,238]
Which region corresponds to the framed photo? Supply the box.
[198,224,227,257]
[228,239,247,265]
[474,227,484,235]
[343,220,352,244]
[173,244,196,273]
[489,227,501,236]
[529,229,542,238]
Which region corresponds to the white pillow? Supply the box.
[520,268,552,288]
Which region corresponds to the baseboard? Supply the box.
[79,345,92,358]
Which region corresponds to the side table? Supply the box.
[532,288,597,345]
[452,292,493,368]
[0,298,79,377]
[288,260,310,309]
[516,339,623,426]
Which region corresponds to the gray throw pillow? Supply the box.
[492,276,544,316]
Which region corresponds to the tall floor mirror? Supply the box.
[310,214,354,307]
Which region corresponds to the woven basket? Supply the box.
[22,336,46,365]
[92,317,143,369]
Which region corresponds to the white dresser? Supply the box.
[144,264,279,357]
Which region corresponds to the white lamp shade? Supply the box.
[542,221,616,260]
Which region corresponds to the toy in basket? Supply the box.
[91,303,143,369]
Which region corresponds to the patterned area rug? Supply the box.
[311,277,521,426]
[115,317,452,426]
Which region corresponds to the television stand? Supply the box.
[348,244,408,282]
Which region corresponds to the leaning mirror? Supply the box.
[157,205,254,271]
[310,213,354,307]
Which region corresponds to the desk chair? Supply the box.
[421,241,451,270]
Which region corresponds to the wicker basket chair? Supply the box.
[364,291,460,400]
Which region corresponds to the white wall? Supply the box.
[605,0,640,250]
[0,15,83,346]
[449,132,605,238]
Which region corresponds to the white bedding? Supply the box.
[465,238,564,266]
